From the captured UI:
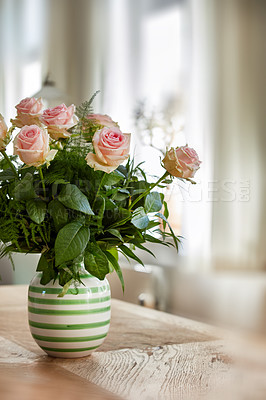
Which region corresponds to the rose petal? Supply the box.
[85,153,118,173]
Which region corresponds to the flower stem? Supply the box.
[0,149,19,178]
[38,166,46,198]
[92,173,106,209]
[129,171,170,210]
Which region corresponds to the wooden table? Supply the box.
[0,285,266,400]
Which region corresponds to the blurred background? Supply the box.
[0,0,266,335]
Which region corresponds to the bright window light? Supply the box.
[140,7,181,106]
[21,61,42,98]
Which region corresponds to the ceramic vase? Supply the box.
[28,268,111,358]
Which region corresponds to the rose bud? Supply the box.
[87,114,119,129]
[12,97,43,128]
[0,114,8,150]
[86,127,131,173]
[13,125,50,166]
[163,146,201,180]
[41,104,77,140]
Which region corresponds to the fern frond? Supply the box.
[19,218,30,248]
[75,91,100,120]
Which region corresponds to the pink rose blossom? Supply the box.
[87,114,119,129]
[163,146,201,179]
[14,125,50,166]
[0,114,8,150]
[12,97,43,128]
[16,97,43,115]
[86,127,131,173]
[41,104,77,140]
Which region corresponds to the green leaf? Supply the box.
[106,229,124,242]
[116,165,128,178]
[108,247,118,260]
[13,173,36,201]
[37,253,56,285]
[104,250,124,292]
[132,242,155,257]
[84,242,109,280]
[26,199,46,224]
[119,244,144,266]
[55,221,90,266]
[145,192,162,213]
[48,199,68,231]
[113,189,130,202]
[131,207,149,229]
[131,180,150,196]
[144,234,165,244]
[0,155,18,170]
[105,198,116,210]
[58,279,74,297]
[58,264,73,287]
[103,170,124,186]
[163,201,169,230]
[58,184,94,215]
[0,168,17,181]
[146,220,161,230]
[156,212,180,251]
[107,208,132,228]
[94,196,105,229]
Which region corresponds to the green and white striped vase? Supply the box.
[28,268,111,358]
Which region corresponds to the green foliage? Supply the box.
[0,96,182,293]
[84,242,109,280]
[131,207,149,229]
[144,192,162,213]
[37,253,56,285]
[48,200,68,231]
[0,169,17,181]
[68,90,100,142]
[13,173,36,201]
[58,184,94,215]
[104,249,124,291]
[75,91,100,120]
[119,244,144,266]
[55,222,90,266]
[26,199,46,224]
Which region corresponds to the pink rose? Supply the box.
[41,104,77,140]
[87,114,119,129]
[163,146,201,179]
[12,97,43,128]
[14,125,50,166]
[16,97,43,115]
[0,114,8,150]
[86,127,131,173]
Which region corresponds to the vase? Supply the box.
[28,268,111,358]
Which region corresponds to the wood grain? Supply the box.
[1,285,266,400]
[0,337,121,400]
[53,340,231,400]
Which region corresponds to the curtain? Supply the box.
[0,0,48,121]
[188,0,266,271]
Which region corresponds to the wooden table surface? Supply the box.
[0,285,266,400]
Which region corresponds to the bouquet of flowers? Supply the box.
[0,93,201,294]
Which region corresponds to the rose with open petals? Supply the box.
[12,97,43,128]
[86,127,130,173]
[163,146,201,179]
[16,97,43,115]
[0,114,8,150]
[41,104,77,140]
[87,114,119,129]
[14,125,50,166]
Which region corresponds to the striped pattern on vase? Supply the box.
[28,271,111,358]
